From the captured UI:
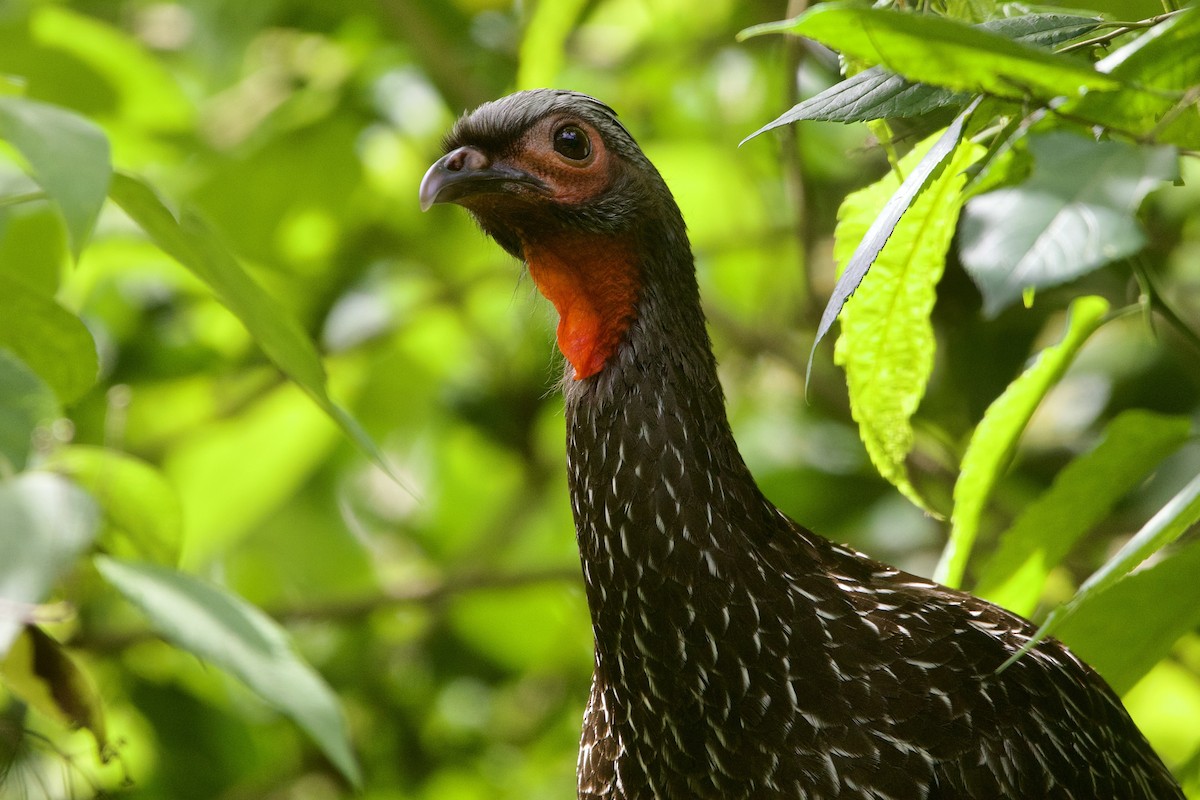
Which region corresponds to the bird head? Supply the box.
[420,89,691,381]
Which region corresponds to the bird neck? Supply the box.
[558,224,784,623]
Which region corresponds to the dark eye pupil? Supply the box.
[554,125,591,160]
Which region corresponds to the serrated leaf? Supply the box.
[1064,7,1200,148]
[811,104,977,381]
[0,350,60,472]
[108,172,398,485]
[45,445,183,566]
[974,410,1191,615]
[1001,470,1200,672]
[0,275,99,404]
[0,96,111,258]
[739,3,1117,102]
[743,69,962,136]
[0,625,107,756]
[743,14,1101,136]
[94,556,362,787]
[833,132,984,510]
[936,296,1109,588]
[960,133,1178,316]
[0,473,99,655]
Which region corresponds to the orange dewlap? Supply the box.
[523,234,639,380]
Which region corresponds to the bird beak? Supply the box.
[419,146,547,211]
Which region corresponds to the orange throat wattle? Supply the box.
[522,234,640,380]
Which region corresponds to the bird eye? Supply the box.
[553,125,591,161]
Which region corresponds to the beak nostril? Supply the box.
[445,149,467,172]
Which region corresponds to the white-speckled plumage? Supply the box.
[429,89,1184,800]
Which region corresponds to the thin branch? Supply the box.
[1056,11,1185,55]
[0,190,46,209]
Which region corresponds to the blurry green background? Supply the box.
[0,0,1197,798]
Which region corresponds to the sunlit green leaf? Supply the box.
[974,410,1191,615]
[739,3,1117,101]
[45,445,183,566]
[0,473,99,655]
[94,556,362,787]
[0,274,99,404]
[831,130,984,510]
[936,296,1109,587]
[1002,471,1200,671]
[0,95,111,258]
[1056,536,1200,694]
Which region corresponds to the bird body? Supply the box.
[420,90,1183,800]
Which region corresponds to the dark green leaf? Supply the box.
[960,133,1178,316]
[94,556,362,787]
[974,410,1192,615]
[0,275,99,404]
[743,14,1101,136]
[744,69,962,135]
[0,625,108,756]
[0,96,111,258]
[0,473,99,655]
[739,4,1117,101]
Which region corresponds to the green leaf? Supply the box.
[960,133,1178,316]
[0,95,111,258]
[1001,470,1200,672]
[108,172,397,483]
[31,5,194,133]
[45,445,183,566]
[743,68,962,134]
[936,296,1109,587]
[93,556,362,787]
[0,350,60,472]
[829,129,984,510]
[1055,536,1200,695]
[812,104,978,377]
[974,410,1192,615]
[742,14,1101,136]
[1064,7,1200,148]
[166,380,341,569]
[516,0,590,90]
[0,473,99,655]
[0,274,99,404]
[0,625,108,756]
[739,3,1118,102]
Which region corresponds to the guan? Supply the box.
[419,90,1183,800]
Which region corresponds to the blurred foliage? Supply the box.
[0,0,1198,798]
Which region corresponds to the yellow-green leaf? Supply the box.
[937,296,1109,587]
[833,133,984,510]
